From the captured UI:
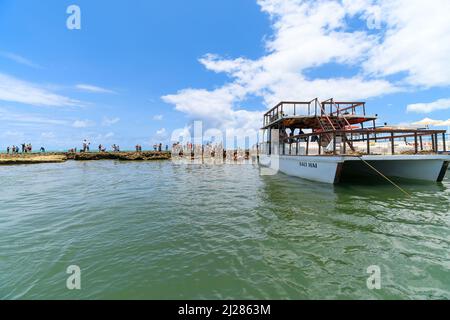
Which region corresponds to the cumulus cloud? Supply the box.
[162,0,450,138]
[0,73,81,107]
[363,0,450,87]
[407,98,450,113]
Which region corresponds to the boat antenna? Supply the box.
[356,156,411,197]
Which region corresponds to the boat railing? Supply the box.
[263,98,320,126]
[263,98,368,127]
[321,99,366,117]
[274,128,447,156]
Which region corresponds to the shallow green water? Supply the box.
[0,161,449,299]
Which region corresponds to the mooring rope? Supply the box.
[355,156,411,197]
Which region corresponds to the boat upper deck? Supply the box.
[262,98,377,129]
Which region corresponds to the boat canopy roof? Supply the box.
[262,114,378,130]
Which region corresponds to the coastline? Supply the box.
[0,151,171,165]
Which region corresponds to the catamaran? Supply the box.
[258,98,450,184]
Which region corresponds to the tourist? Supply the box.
[82,139,90,152]
[299,129,307,142]
[40,147,45,153]
[158,143,162,152]
[21,143,25,153]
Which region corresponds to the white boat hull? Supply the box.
[259,154,450,184]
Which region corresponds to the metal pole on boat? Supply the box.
[435,133,439,152]
[431,134,436,152]
[391,133,395,155]
[306,136,309,155]
[333,132,337,155]
[414,133,418,154]
[342,134,346,154]
[367,133,370,155]
[443,132,447,152]
[318,137,322,155]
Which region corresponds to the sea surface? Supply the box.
[0,160,449,299]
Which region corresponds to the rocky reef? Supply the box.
[67,151,171,161]
[0,151,171,165]
[0,154,67,165]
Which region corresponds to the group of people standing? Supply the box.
[82,139,91,152]
[111,144,121,152]
[5,143,34,154]
[152,143,168,152]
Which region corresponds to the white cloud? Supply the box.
[363,0,450,87]
[162,0,450,137]
[72,120,95,128]
[412,117,450,127]
[1,130,25,139]
[102,117,120,126]
[76,84,116,94]
[95,132,115,141]
[0,51,42,69]
[41,132,56,139]
[153,114,163,121]
[407,98,450,113]
[0,107,69,125]
[0,73,81,107]
[156,128,167,136]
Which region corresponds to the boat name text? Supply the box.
[299,162,318,168]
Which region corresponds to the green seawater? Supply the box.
[0,161,449,299]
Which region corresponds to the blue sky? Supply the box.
[1,0,450,150]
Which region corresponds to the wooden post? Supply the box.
[414,132,418,154]
[373,120,377,142]
[391,132,395,155]
[306,136,309,155]
[367,133,370,155]
[268,129,271,155]
[333,132,337,155]
[342,134,346,154]
[443,133,447,152]
[431,134,435,152]
[318,137,322,155]
[435,133,439,152]
[419,135,423,151]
